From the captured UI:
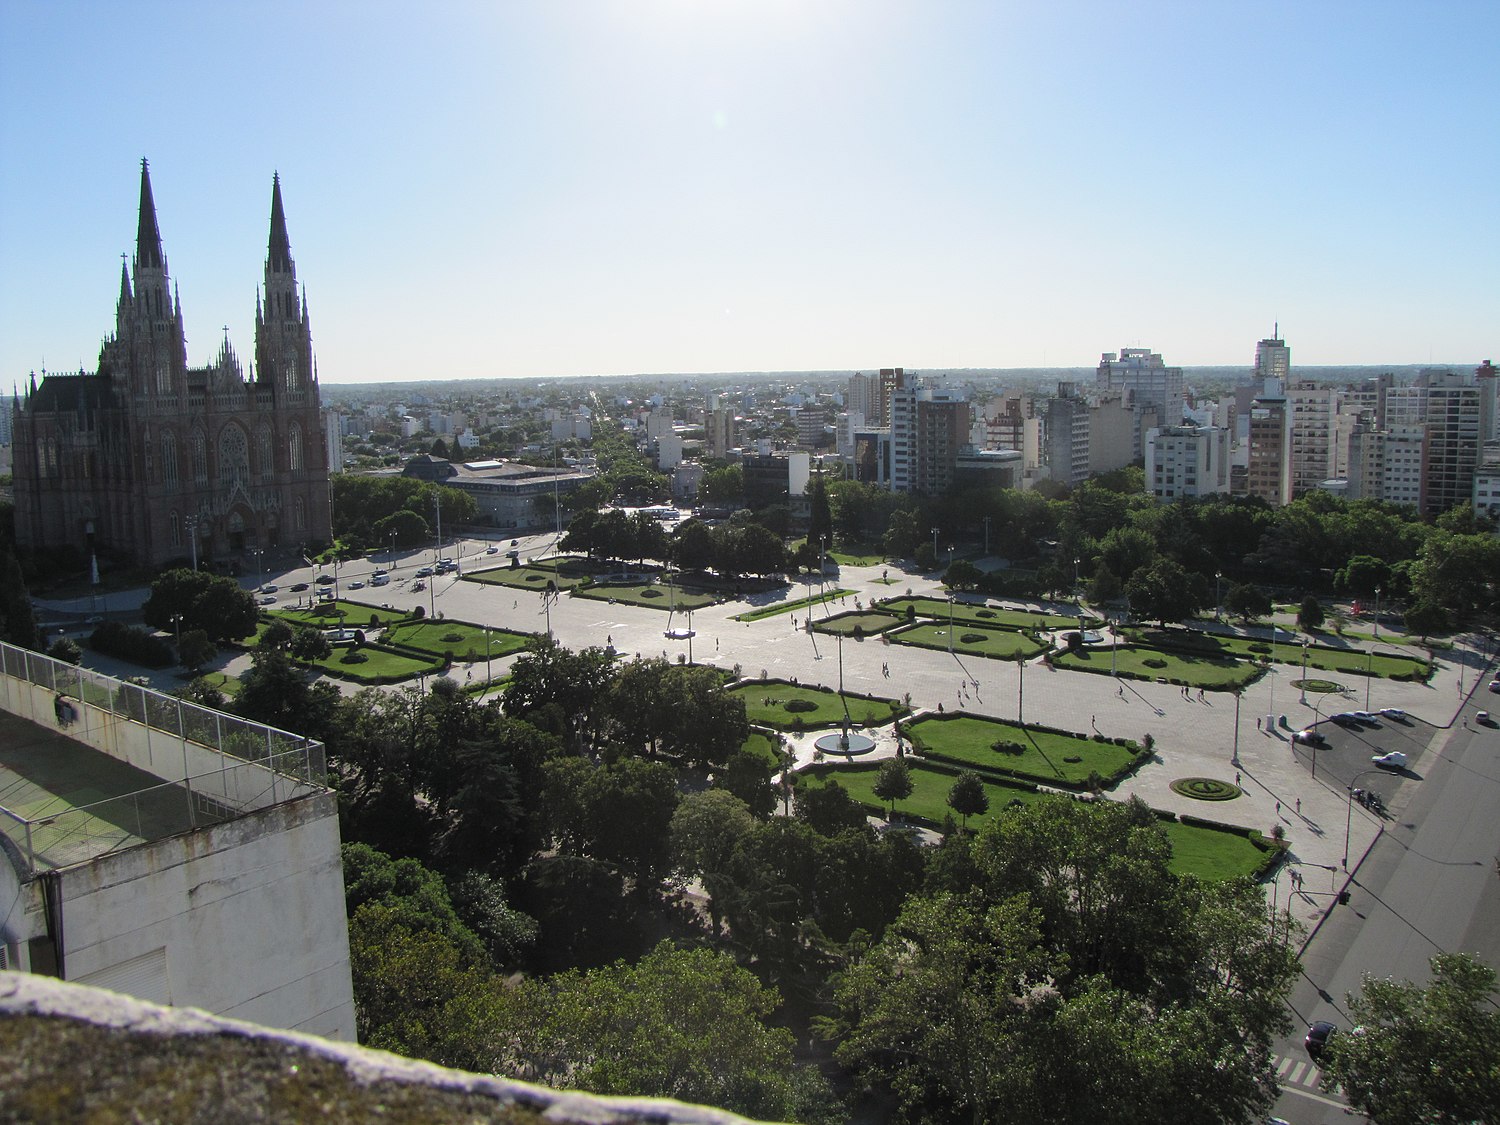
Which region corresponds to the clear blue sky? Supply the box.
[2,1,1495,385]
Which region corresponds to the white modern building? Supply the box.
[1095,347,1184,458]
[1145,425,1230,501]
[0,644,355,1040]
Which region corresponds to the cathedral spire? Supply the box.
[118,256,132,305]
[267,172,293,274]
[136,159,164,270]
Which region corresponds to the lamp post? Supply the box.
[982,515,991,556]
[1365,647,1374,711]
[171,613,183,651]
[1111,616,1118,678]
[1373,585,1382,640]
[1215,572,1223,622]
[931,526,939,561]
[485,628,492,686]
[1300,639,1310,705]
[186,515,200,570]
[948,595,956,654]
[1344,767,1388,870]
[388,530,397,566]
[1232,688,1242,766]
[1017,655,1026,725]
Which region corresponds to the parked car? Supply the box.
[1352,711,1379,723]
[370,573,390,587]
[348,580,365,589]
[289,582,309,592]
[1305,1021,1337,1061]
[1293,728,1326,745]
[485,545,500,554]
[316,574,334,585]
[1489,679,1500,693]
[1372,750,1408,769]
[258,594,277,605]
[259,583,278,594]
[1478,711,1492,725]
[1379,707,1406,720]
[415,565,434,578]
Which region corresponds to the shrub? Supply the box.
[1143,657,1168,669]
[442,632,464,643]
[852,623,865,639]
[1248,642,1271,654]
[784,698,818,713]
[88,621,174,668]
[977,610,995,618]
[960,632,987,644]
[992,740,1025,756]
[340,651,369,665]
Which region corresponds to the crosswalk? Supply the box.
[1274,1053,1324,1092]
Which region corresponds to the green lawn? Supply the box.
[195,671,241,698]
[382,620,533,660]
[1054,643,1262,690]
[880,596,1086,630]
[306,644,445,682]
[740,730,784,767]
[463,556,597,591]
[269,600,407,630]
[1162,821,1271,880]
[811,611,905,636]
[573,582,719,610]
[890,623,1049,662]
[797,761,1042,826]
[733,589,855,621]
[1131,627,1429,680]
[799,764,1268,881]
[906,714,1141,786]
[728,681,906,729]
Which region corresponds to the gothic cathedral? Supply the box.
[11,161,332,569]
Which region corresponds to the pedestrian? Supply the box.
[1235,771,1241,786]
[1118,683,1125,697]
[1256,716,1262,731]
[1275,800,1281,816]
[1295,797,1301,815]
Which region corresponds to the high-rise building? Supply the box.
[1245,394,1292,505]
[1253,328,1290,386]
[1095,348,1184,458]
[705,394,735,459]
[1288,380,1338,497]
[1145,425,1230,501]
[1043,383,1091,488]
[845,374,877,425]
[888,371,968,494]
[1381,424,1428,511]
[1419,369,1481,519]
[11,163,331,567]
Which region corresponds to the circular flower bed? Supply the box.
[1296,678,1343,694]
[1169,777,1241,801]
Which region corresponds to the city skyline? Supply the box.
[2,1,1495,386]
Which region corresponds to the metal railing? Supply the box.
[0,639,328,873]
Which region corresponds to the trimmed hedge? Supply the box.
[88,621,174,668]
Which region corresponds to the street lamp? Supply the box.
[1300,639,1310,705]
[948,594,956,654]
[931,526,939,560]
[1215,572,1223,622]
[1372,585,1382,641]
[1016,654,1026,725]
[1365,647,1374,711]
[982,515,991,556]
[1231,688,1242,766]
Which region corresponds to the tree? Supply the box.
[0,550,40,649]
[1297,594,1326,632]
[1320,953,1500,1125]
[1125,556,1205,626]
[1224,581,1273,624]
[873,758,913,818]
[795,779,871,837]
[946,769,989,829]
[141,568,257,642]
[46,635,82,665]
[494,942,838,1123]
[1404,600,1450,640]
[501,640,617,752]
[542,756,680,883]
[718,748,777,818]
[234,647,340,744]
[944,559,983,591]
[670,789,759,937]
[177,628,216,672]
[289,626,332,662]
[670,518,716,572]
[806,469,833,555]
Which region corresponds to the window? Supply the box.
[257,426,274,479]
[162,432,178,486]
[170,511,181,547]
[192,430,207,484]
[218,425,249,491]
[294,495,306,532]
[289,424,303,471]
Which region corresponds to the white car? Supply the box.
[1489,679,1500,693]
[348,580,365,589]
[1352,711,1379,723]
[1372,751,1408,769]
[1293,728,1326,745]
[1379,707,1406,720]
[259,583,278,594]
[258,594,277,605]
[485,545,500,555]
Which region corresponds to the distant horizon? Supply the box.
[3,3,1494,383]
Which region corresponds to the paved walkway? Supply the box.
[40,536,1491,939]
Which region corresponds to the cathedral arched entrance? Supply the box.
[226,507,249,554]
